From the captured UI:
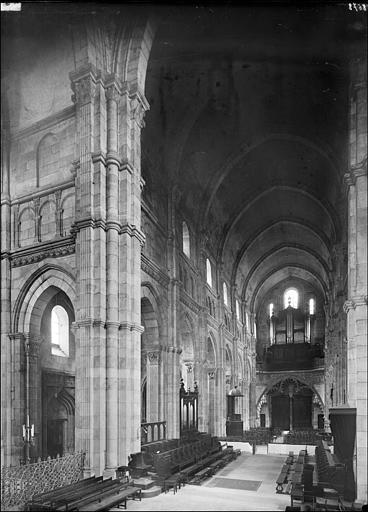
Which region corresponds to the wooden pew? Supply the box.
[53,478,120,510]
[77,486,141,511]
[28,477,104,510]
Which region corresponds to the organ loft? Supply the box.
[1,3,367,511]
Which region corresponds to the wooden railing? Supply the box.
[141,421,166,445]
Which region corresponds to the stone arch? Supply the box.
[224,345,232,392]
[18,206,35,247]
[14,264,76,334]
[206,331,217,368]
[141,283,162,423]
[39,199,56,242]
[179,312,195,391]
[60,193,75,237]
[115,18,156,95]
[201,133,341,227]
[256,376,324,430]
[36,133,60,188]
[141,283,161,348]
[44,387,75,458]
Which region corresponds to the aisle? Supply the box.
[110,452,291,511]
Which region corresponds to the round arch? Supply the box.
[14,264,76,334]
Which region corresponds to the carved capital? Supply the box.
[185,362,193,373]
[105,83,120,104]
[147,351,160,364]
[130,92,149,129]
[208,369,216,380]
[72,76,97,106]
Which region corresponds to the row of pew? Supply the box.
[27,476,141,511]
[287,442,346,510]
[156,445,239,493]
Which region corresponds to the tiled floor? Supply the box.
[110,451,291,511]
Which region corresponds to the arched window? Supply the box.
[245,312,249,331]
[223,282,228,306]
[182,221,190,258]
[51,305,69,357]
[309,298,315,315]
[206,258,212,287]
[236,300,241,321]
[269,303,274,318]
[284,288,298,309]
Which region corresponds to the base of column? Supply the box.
[103,467,117,479]
[83,468,94,479]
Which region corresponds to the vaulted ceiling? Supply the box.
[143,4,364,309]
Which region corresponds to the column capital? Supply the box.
[105,81,121,104]
[129,90,150,129]
[147,351,161,365]
[70,65,100,105]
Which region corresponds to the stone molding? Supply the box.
[179,289,201,314]
[343,295,368,313]
[72,320,144,333]
[11,106,76,142]
[141,253,170,288]
[9,237,75,268]
[11,180,75,206]
[72,218,146,244]
[344,157,367,187]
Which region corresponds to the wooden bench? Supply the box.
[78,486,141,511]
[276,471,288,493]
[53,478,121,510]
[190,466,212,485]
[28,477,103,509]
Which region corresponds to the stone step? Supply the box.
[141,485,162,498]
[132,477,156,490]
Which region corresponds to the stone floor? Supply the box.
[110,451,291,511]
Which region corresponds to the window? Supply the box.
[309,298,315,315]
[223,282,228,306]
[51,305,69,357]
[284,288,298,309]
[236,300,241,321]
[269,303,274,318]
[245,312,249,331]
[206,258,212,287]
[182,221,190,258]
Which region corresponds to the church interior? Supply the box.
[1,2,367,511]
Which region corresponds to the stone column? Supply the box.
[207,370,216,435]
[343,56,367,503]
[166,187,181,439]
[147,350,161,422]
[1,126,12,467]
[8,333,25,464]
[116,86,148,466]
[70,66,106,477]
[104,78,121,477]
[29,335,42,458]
